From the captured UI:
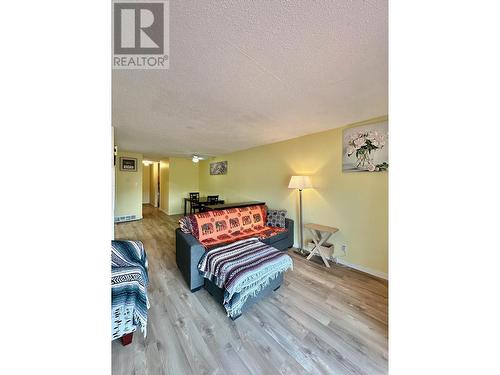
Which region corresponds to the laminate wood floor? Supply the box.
[112,205,388,375]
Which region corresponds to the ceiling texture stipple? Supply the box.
[112,0,388,160]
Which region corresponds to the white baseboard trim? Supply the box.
[335,258,388,280]
[159,208,183,216]
[293,244,388,280]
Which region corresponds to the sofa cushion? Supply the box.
[180,204,268,243]
[200,225,287,249]
[261,227,289,244]
[232,205,266,231]
[266,209,287,228]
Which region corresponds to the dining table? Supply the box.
[183,197,225,216]
[200,201,266,212]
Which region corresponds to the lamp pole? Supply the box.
[299,188,303,253]
[288,175,312,255]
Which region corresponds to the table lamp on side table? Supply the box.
[288,175,313,254]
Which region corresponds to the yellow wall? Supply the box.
[111,127,115,239]
[159,160,169,214]
[150,162,158,207]
[142,164,150,204]
[168,157,199,215]
[115,151,143,220]
[199,116,388,276]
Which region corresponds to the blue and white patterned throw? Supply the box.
[111,240,150,340]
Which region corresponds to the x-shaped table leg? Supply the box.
[306,229,333,267]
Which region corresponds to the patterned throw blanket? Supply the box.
[111,240,150,340]
[198,238,293,318]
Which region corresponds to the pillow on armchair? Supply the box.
[266,209,287,228]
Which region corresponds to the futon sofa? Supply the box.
[175,204,294,292]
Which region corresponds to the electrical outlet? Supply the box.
[341,244,347,255]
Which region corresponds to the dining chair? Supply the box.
[207,195,219,204]
[189,192,201,214]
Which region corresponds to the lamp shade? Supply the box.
[288,175,313,190]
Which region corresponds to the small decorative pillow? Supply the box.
[179,216,193,234]
[266,209,287,228]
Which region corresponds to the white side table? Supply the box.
[304,223,339,268]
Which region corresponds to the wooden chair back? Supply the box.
[207,195,219,204]
[189,192,200,202]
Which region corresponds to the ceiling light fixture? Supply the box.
[143,160,153,166]
[192,155,200,163]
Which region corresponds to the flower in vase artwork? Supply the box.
[342,121,388,172]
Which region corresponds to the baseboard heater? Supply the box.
[114,215,138,223]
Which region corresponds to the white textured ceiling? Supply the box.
[113,0,388,160]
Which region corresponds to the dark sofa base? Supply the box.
[175,218,294,292]
[204,272,284,319]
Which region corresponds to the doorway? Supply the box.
[145,162,160,210]
[156,163,160,208]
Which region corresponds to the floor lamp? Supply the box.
[288,176,313,254]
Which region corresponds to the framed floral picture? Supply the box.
[342,121,388,172]
[210,161,228,175]
[120,157,137,172]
